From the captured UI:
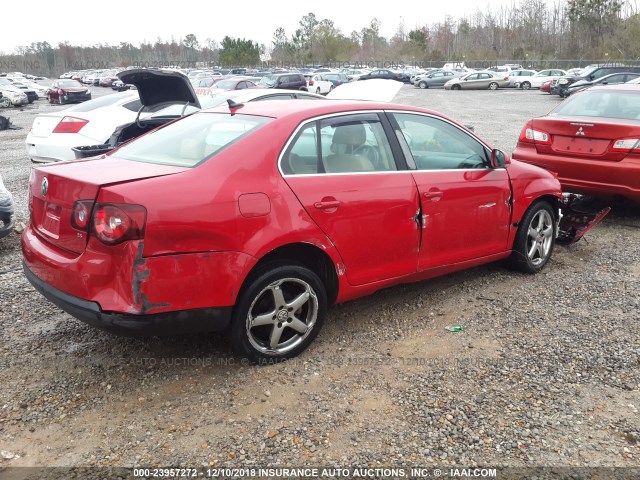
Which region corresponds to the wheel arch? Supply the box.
[239,242,340,306]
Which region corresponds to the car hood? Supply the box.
[60,87,89,92]
[118,69,200,109]
[326,79,403,102]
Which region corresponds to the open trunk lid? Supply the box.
[117,69,200,109]
[30,158,187,254]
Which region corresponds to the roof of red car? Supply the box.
[203,99,436,120]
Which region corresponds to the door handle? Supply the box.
[314,200,341,210]
[423,190,443,201]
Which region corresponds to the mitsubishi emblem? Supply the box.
[41,177,48,196]
[575,127,586,136]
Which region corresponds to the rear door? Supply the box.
[281,112,420,286]
[390,112,512,269]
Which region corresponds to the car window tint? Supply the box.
[320,118,395,173]
[64,94,137,112]
[282,115,396,175]
[392,113,488,170]
[113,112,272,167]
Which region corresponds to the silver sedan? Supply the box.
[444,71,511,90]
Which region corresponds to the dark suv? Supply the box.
[259,73,307,91]
[556,65,640,97]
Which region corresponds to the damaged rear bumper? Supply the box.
[557,194,610,244]
[24,263,232,336]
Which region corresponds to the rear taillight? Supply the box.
[518,122,551,145]
[91,204,146,245]
[610,138,640,152]
[52,116,89,134]
[71,200,94,231]
[309,79,314,86]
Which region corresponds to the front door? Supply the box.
[389,112,512,270]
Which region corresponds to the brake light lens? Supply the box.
[71,200,94,231]
[308,79,314,86]
[52,116,89,134]
[92,204,146,245]
[611,138,640,152]
[519,122,551,145]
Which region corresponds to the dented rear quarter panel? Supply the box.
[98,116,347,311]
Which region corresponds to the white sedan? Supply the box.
[305,74,334,95]
[519,69,567,89]
[25,93,143,163]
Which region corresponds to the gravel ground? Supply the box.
[0,83,639,474]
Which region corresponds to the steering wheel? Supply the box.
[457,154,485,169]
[354,144,380,168]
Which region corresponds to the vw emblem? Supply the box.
[575,127,586,136]
[41,177,48,196]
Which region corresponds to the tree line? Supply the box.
[1,0,639,75]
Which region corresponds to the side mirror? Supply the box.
[588,75,594,81]
[490,149,510,169]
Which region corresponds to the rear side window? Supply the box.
[281,114,396,175]
[114,112,272,167]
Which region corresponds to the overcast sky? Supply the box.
[2,1,548,54]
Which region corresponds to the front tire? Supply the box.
[418,81,428,89]
[452,84,461,90]
[509,201,556,273]
[521,81,531,90]
[230,265,327,363]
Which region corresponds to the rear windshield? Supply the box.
[553,90,640,120]
[64,94,137,112]
[113,112,272,167]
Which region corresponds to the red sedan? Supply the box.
[513,85,640,200]
[47,80,91,104]
[22,99,602,362]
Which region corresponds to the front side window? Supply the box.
[281,114,396,175]
[392,113,489,170]
[114,113,272,167]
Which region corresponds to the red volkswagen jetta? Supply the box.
[23,99,591,361]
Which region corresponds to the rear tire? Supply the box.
[316,87,320,94]
[488,82,499,90]
[509,201,556,273]
[230,265,327,364]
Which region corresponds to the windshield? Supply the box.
[577,66,598,77]
[113,113,272,167]
[58,80,83,88]
[212,80,237,89]
[552,90,640,120]
[259,76,276,87]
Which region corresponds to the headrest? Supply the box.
[332,123,366,146]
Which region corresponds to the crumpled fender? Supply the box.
[557,193,610,244]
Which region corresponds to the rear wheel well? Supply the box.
[242,243,339,306]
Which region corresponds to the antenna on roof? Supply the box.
[227,99,244,113]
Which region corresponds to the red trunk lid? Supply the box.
[532,116,640,162]
[30,157,187,254]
